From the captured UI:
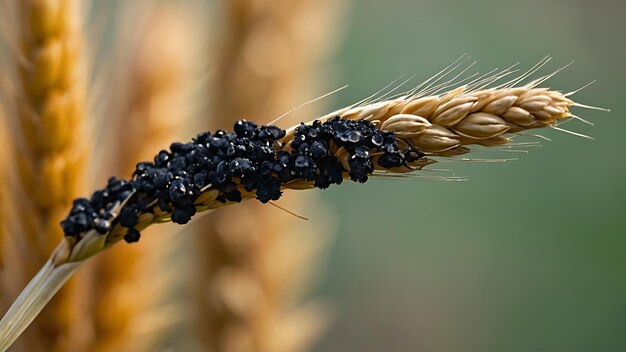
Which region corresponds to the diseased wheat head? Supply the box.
[51,60,596,264]
[0,0,88,350]
[194,0,342,350]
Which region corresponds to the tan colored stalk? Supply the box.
[0,62,591,351]
[85,5,195,352]
[194,0,343,350]
[0,0,87,351]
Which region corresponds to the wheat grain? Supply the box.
[0,0,87,350]
[194,0,342,350]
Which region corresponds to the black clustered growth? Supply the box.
[61,117,424,243]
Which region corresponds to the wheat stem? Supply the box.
[0,258,80,352]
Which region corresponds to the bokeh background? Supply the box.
[1,0,625,351]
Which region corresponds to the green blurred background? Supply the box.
[316,0,626,351]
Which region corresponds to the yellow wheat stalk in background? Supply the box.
[194,0,343,350]
[0,0,87,350]
[83,4,196,352]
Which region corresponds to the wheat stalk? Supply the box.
[85,4,195,351]
[0,62,598,351]
[0,0,87,350]
[194,0,341,350]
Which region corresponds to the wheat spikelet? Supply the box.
[85,4,196,351]
[0,0,87,350]
[193,0,342,350]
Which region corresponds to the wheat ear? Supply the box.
[194,0,341,350]
[0,63,597,351]
[0,0,87,350]
[85,5,195,351]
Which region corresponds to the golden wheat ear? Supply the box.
[0,61,603,351]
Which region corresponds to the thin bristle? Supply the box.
[527,61,574,88]
[572,102,611,112]
[268,201,310,221]
[268,85,349,126]
[568,114,595,126]
[503,56,551,88]
[550,125,595,140]
[1,0,88,350]
[565,80,596,96]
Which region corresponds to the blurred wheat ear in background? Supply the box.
[192,0,345,351]
[0,0,88,350]
[80,3,199,351]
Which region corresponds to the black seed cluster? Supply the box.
[62,177,134,237]
[61,117,424,243]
